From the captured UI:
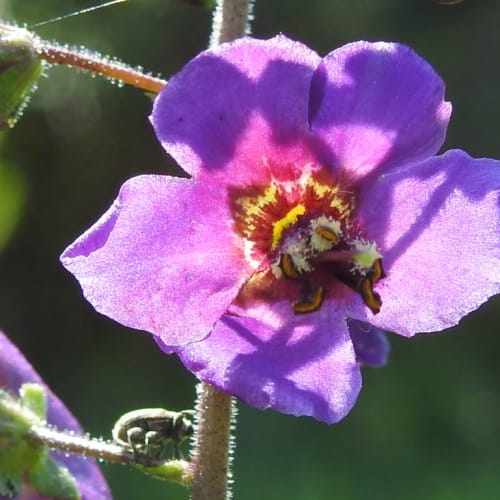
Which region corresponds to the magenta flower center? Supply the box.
[230,165,386,314]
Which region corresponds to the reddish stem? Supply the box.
[35,41,166,94]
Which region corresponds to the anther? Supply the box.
[369,258,385,284]
[293,286,326,314]
[314,226,340,245]
[279,253,300,280]
[359,278,381,314]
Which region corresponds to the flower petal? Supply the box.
[151,35,321,183]
[309,41,451,179]
[356,150,500,336]
[61,175,250,345]
[0,330,111,500]
[347,319,390,367]
[158,301,361,424]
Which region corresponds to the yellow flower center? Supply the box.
[229,167,385,315]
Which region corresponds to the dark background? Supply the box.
[1,0,499,498]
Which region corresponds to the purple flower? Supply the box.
[0,330,111,499]
[61,36,499,423]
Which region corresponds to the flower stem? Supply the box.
[188,3,254,498]
[188,383,236,500]
[27,424,191,485]
[209,0,255,48]
[28,423,139,464]
[34,38,167,94]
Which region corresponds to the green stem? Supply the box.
[27,424,191,485]
[27,423,142,465]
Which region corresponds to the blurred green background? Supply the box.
[1,0,499,498]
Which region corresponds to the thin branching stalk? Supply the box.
[35,38,166,93]
[27,424,191,485]
[28,424,138,465]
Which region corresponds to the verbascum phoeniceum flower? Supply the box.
[61,36,500,424]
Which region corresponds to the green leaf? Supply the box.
[0,432,34,496]
[29,453,80,500]
[0,464,23,496]
[0,388,32,436]
[20,383,47,420]
[0,24,43,130]
[0,385,49,497]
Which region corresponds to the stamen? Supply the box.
[279,253,300,280]
[229,170,385,316]
[293,286,325,314]
[309,215,342,252]
[314,226,339,245]
[369,258,385,284]
[359,278,382,314]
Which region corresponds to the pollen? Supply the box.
[310,215,342,252]
[230,168,385,315]
[351,240,382,273]
[271,204,306,249]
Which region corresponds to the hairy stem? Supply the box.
[188,2,254,498]
[34,39,167,94]
[209,0,255,48]
[27,424,191,485]
[189,384,236,500]
[28,424,137,464]
[190,0,254,500]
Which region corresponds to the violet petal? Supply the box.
[309,41,451,179]
[151,35,321,183]
[355,150,500,336]
[158,301,361,424]
[61,175,251,345]
[347,319,390,367]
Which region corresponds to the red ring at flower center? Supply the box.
[229,167,385,314]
